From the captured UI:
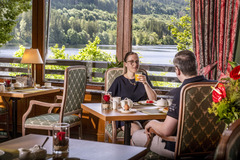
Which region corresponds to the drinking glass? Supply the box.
[3,77,12,91]
[101,91,112,110]
[135,72,142,82]
[53,123,70,157]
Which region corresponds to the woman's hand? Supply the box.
[138,74,147,85]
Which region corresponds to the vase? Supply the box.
[101,91,112,110]
[52,123,70,158]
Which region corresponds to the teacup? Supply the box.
[44,82,51,88]
[18,148,31,160]
[112,97,121,110]
[156,98,168,107]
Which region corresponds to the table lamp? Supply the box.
[21,49,43,87]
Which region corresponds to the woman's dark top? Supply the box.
[108,74,153,102]
[108,74,153,128]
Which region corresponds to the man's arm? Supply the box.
[144,116,178,137]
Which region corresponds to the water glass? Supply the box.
[52,123,70,157]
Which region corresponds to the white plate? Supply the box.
[118,108,137,114]
[0,150,5,156]
[138,100,155,105]
[14,85,29,89]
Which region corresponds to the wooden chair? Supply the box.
[146,82,225,159]
[22,65,87,139]
[214,118,240,160]
[0,97,10,139]
[104,67,124,143]
[104,67,147,143]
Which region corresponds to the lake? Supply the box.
[0,45,177,65]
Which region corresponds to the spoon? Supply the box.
[41,137,49,147]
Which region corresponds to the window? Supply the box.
[45,0,118,82]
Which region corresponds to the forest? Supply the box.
[8,0,189,47]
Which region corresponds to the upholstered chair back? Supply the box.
[214,118,240,160]
[60,65,87,116]
[175,82,225,159]
[105,68,124,91]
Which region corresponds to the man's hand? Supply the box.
[144,120,158,137]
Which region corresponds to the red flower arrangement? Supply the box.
[230,65,240,80]
[57,132,65,141]
[53,131,69,151]
[103,95,110,102]
[208,61,240,126]
[212,83,226,103]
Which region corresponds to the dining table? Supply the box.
[0,134,148,160]
[81,102,167,145]
[0,87,61,138]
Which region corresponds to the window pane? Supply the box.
[132,0,189,89]
[0,2,32,76]
[46,0,117,82]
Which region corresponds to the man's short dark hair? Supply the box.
[173,50,197,76]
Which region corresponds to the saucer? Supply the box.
[41,86,53,89]
[159,107,168,113]
[14,86,28,89]
[0,150,5,156]
[118,108,137,114]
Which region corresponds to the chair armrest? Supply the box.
[149,128,176,142]
[22,100,61,126]
[54,95,63,103]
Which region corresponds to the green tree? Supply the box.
[168,3,192,51]
[45,44,69,80]
[0,0,32,47]
[70,36,113,61]
[70,36,114,82]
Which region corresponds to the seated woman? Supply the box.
[108,51,157,133]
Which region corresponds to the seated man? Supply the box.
[131,50,213,159]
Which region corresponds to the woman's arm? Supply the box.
[143,82,157,100]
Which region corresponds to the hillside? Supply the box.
[9,0,189,46]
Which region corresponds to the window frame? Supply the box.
[33,0,133,85]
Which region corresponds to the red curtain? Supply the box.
[191,0,240,79]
